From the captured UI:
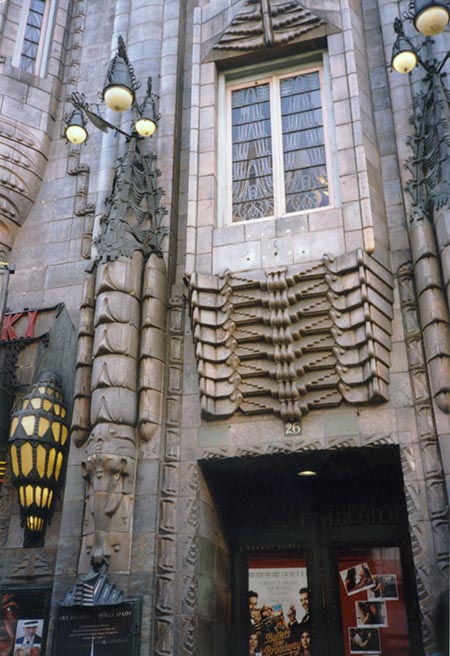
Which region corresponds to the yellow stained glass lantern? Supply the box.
[8,371,69,547]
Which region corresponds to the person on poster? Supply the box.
[287,588,310,642]
[357,601,384,626]
[1,595,20,622]
[249,632,261,656]
[344,567,357,594]
[298,629,311,656]
[350,627,372,651]
[249,591,261,633]
[15,620,42,646]
[298,588,310,625]
[355,565,374,591]
[0,618,15,656]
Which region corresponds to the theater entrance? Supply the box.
[200,445,424,656]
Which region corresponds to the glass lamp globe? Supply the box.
[104,85,134,112]
[65,124,88,144]
[392,49,418,73]
[135,118,157,137]
[414,5,450,35]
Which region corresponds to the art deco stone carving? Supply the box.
[70,100,168,569]
[213,0,339,53]
[61,561,124,606]
[64,1,95,260]
[80,423,136,570]
[398,263,449,647]
[2,549,54,580]
[0,117,49,255]
[188,249,393,422]
[405,63,450,414]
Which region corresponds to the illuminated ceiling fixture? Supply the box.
[297,469,318,477]
[8,371,69,547]
[64,36,160,144]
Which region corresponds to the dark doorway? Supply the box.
[200,445,424,656]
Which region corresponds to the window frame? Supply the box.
[12,0,55,77]
[218,52,337,227]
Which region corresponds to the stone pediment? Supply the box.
[211,0,341,56]
[188,250,393,423]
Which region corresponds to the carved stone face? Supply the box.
[85,423,136,459]
[84,453,130,494]
[81,422,136,567]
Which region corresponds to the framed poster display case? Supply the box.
[0,587,51,656]
[53,598,141,656]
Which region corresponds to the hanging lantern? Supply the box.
[102,36,136,112]
[64,107,88,144]
[135,78,159,137]
[413,0,450,36]
[391,35,418,73]
[8,371,69,547]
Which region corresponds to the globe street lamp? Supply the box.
[64,36,159,144]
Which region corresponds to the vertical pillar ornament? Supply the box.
[405,66,450,413]
[69,38,168,571]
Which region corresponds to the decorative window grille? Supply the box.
[20,0,46,73]
[228,67,330,222]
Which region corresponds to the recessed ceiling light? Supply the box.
[297,469,318,477]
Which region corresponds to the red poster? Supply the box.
[337,547,410,656]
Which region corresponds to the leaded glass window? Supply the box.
[20,0,46,73]
[228,68,330,222]
[231,84,274,221]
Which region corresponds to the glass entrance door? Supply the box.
[239,535,422,656]
[219,447,424,656]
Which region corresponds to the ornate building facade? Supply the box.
[0,1,448,655]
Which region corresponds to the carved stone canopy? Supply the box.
[211,0,341,57]
[188,249,394,422]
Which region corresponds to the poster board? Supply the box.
[247,554,310,656]
[0,588,51,656]
[337,547,410,656]
[53,600,141,656]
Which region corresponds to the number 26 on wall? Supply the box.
[285,422,301,435]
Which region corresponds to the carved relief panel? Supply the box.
[188,249,393,422]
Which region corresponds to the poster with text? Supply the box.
[248,554,310,656]
[53,602,140,656]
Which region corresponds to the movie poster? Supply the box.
[248,556,310,656]
[0,588,50,656]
